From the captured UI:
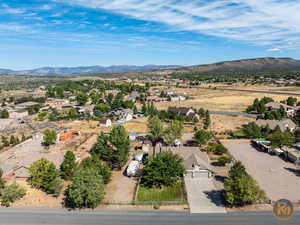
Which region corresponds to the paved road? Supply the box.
[0,209,299,225]
[210,111,257,118]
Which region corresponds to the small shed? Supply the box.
[59,131,74,141]
[99,118,112,127]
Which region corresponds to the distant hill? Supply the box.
[0,65,180,76]
[141,57,300,76]
[1,57,300,77]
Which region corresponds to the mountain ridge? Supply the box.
[1,57,300,76]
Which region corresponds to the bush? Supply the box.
[214,144,228,155]
[217,157,232,166]
[65,167,105,209]
[0,168,6,189]
[28,158,63,195]
[0,182,26,207]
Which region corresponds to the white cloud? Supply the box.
[267,48,281,52]
[57,0,300,49]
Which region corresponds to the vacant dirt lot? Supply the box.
[221,140,300,202]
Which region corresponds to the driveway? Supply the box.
[184,177,226,214]
[222,140,300,201]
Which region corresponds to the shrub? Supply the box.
[214,144,228,155]
[0,182,26,207]
[217,156,232,166]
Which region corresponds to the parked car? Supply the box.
[126,160,140,177]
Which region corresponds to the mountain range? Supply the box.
[1,57,300,76]
[0,65,180,76]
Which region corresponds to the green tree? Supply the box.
[28,158,63,195]
[80,156,111,184]
[92,126,130,169]
[147,116,164,155]
[0,182,26,207]
[76,93,88,105]
[65,167,105,209]
[163,120,183,147]
[0,168,6,189]
[287,97,297,106]
[268,129,295,148]
[193,129,212,147]
[203,110,211,129]
[0,109,9,118]
[68,108,78,119]
[141,152,185,188]
[225,162,266,206]
[60,151,77,180]
[43,129,57,146]
[242,122,263,139]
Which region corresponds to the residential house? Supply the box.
[168,107,199,120]
[111,108,133,122]
[9,109,28,119]
[255,119,297,132]
[15,101,40,109]
[265,102,298,116]
[183,153,214,179]
[99,118,112,127]
[124,92,140,102]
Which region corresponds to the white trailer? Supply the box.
[126,160,140,177]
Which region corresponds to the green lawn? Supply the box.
[137,182,185,202]
[231,129,247,138]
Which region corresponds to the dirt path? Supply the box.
[104,165,138,203]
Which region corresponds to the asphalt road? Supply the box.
[0,209,299,225]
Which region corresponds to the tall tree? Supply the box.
[193,129,212,147]
[60,151,77,180]
[92,126,130,169]
[65,167,105,209]
[28,158,63,195]
[164,120,183,147]
[76,93,88,105]
[43,129,57,146]
[141,152,185,188]
[147,116,164,156]
[225,161,266,206]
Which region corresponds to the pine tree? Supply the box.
[60,151,77,180]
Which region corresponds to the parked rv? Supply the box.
[126,160,140,177]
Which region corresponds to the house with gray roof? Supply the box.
[255,119,296,132]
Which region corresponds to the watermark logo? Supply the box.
[273,199,294,221]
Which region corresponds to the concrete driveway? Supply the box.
[184,177,226,214]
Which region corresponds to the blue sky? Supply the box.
[1,0,300,70]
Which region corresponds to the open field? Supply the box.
[221,140,300,202]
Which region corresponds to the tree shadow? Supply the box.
[284,167,300,177]
[203,190,225,207]
[214,175,227,184]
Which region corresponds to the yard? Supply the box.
[221,139,300,202]
[137,182,185,203]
